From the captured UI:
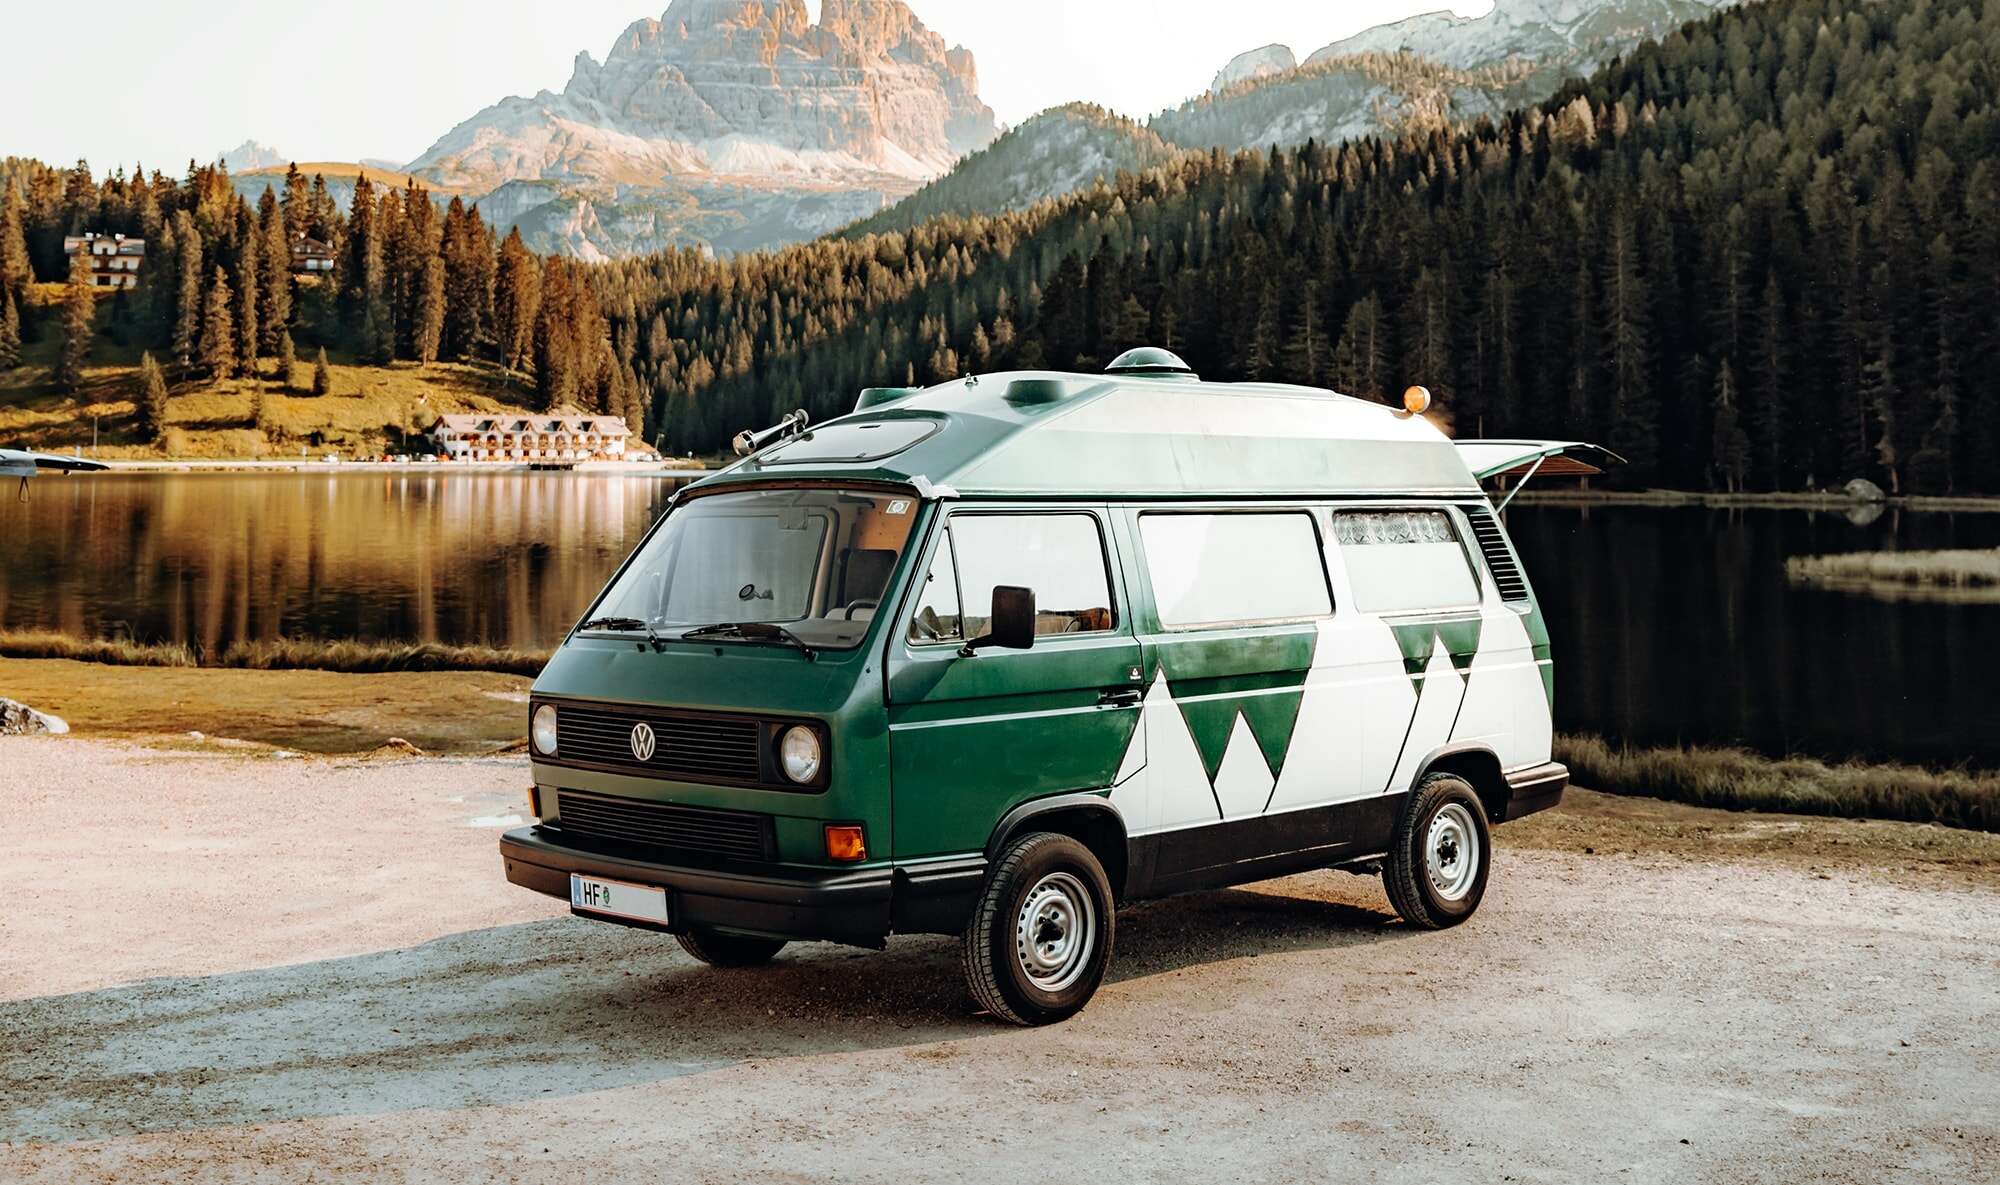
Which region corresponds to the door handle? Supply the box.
[1097,688,1143,708]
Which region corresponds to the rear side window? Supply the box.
[909,513,1116,642]
[1139,511,1332,628]
[1333,510,1479,614]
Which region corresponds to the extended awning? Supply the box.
[0,448,110,476]
[1454,440,1623,480]
[1453,440,1623,510]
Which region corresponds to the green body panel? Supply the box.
[532,619,901,868]
[883,505,1143,860]
[1152,631,1316,781]
[884,638,1141,858]
[1389,617,1484,688]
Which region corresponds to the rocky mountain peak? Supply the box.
[409,0,995,193]
[1212,44,1298,93]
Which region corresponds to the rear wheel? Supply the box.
[1383,772,1491,929]
[675,927,787,967]
[961,832,1114,1026]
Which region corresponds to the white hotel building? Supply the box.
[429,414,632,462]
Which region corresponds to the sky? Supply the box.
[1,0,1488,172]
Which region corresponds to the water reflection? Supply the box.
[0,473,688,655]
[1507,503,2000,768]
[3,478,1995,766]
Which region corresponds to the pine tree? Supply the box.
[1751,272,1786,489]
[360,218,391,365]
[416,248,446,364]
[172,211,201,368]
[1602,210,1656,477]
[1281,280,1328,386]
[1331,292,1388,400]
[234,205,259,375]
[53,246,94,391]
[0,180,28,307]
[277,330,296,390]
[1710,357,1750,493]
[311,346,332,397]
[532,256,574,411]
[198,266,235,380]
[257,188,291,354]
[1242,279,1281,380]
[1402,266,1453,412]
[134,350,168,442]
[493,226,539,369]
[0,288,19,370]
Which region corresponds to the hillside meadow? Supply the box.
[1,283,543,458]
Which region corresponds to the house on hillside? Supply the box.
[430,414,631,462]
[62,233,145,289]
[290,233,335,273]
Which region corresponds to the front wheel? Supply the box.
[961,832,1115,1025]
[676,927,787,967]
[1383,772,1492,929]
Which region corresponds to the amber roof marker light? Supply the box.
[1402,385,1433,415]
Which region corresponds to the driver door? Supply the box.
[885,506,1145,861]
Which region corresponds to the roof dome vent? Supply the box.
[1105,347,1197,379]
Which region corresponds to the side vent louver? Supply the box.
[1465,506,1530,602]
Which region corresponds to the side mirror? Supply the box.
[960,585,1036,656]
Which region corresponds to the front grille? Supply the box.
[554,789,775,862]
[555,702,764,783]
[1465,506,1530,601]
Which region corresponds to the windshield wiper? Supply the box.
[580,616,667,651]
[680,621,817,661]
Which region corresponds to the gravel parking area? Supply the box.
[3,737,1995,1183]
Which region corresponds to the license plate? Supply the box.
[569,873,669,924]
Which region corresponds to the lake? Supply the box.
[3,473,1995,767]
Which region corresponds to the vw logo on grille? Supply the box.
[628,722,657,763]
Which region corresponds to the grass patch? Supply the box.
[1,292,542,458]
[0,657,527,754]
[1786,549,2000,600]
[0,631,547,676]
[0,631,197,667]
[218,638,550,677]
[1556,733,1998,834]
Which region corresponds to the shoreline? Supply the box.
[3,656,1991,829]
[1508,487,2000,512]
[60,458,718,476]
[29,465,2000,509]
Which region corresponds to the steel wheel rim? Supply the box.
[1014,871,1096,992]
[1425,803,1481,902]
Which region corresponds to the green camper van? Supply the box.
[500,348,1610,1025]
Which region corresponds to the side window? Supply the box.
[907,528,963,643]
[1138,511,1332,628]
[950,513,1115,638]
[1333,509,1480,614]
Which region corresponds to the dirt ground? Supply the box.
[0,658,531,754]
[3,736,1995,1184]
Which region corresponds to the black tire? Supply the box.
[675,927,787,967]
[961,832,1115,1026]
[1383,772,1492,929]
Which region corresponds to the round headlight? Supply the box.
[531,704,558,756]
[779,725,822,784]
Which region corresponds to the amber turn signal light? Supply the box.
[824,824,866,862]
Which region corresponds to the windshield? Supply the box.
[588,487,920,649]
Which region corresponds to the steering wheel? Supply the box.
[843,599,880,620]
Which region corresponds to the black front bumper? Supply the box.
[501,826,894,947]
[1501,761,1569,821]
